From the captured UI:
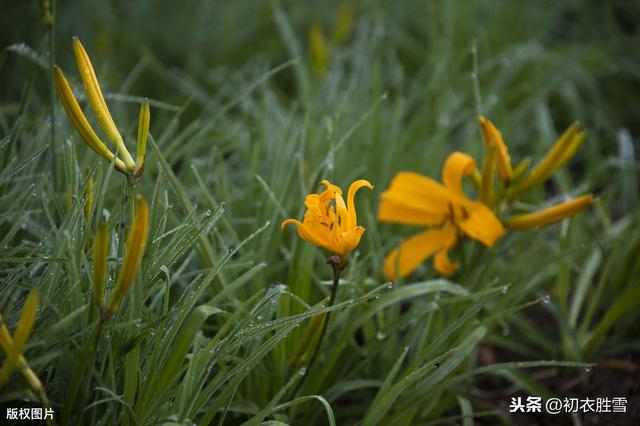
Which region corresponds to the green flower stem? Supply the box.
[290,256,346,399]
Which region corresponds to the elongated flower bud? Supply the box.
[0,290,39,387]
[106,196,149,314]
[504,194,593,229]
[507,123,586,199]
[512,157,531,180]
[134,99,150,178]
[53,66,127,173]
[72,37,136,172]
[480,142,496,205]
[479,116,513,182]
[93,223,110,308]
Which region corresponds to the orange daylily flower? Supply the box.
[379,152,505,279]
[281,179,373,260]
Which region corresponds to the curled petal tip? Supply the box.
[280,218,298,231]
[351,179,374,190]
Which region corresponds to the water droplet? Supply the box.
[299,367,307,376]
[347,299,354,305]
[434,362,440,369]
[543,294,551,304]
[469,72,477,80]
[386,283,394,289]
[585,365,592,373]
[501,285,509,294]
[257,315,264,321]
[374,293,381,299]
[376,331,386,340]
[205,210,212,217]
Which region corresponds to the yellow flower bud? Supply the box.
[106,196,149,314]
[72,37,136,172]
[480,142,496,205]
[134,99,150,178]
[507,122,586,200]
[93,223,110,308]
[0,290,39,387]
[479,116,513,183]
[504,195,593,229]
[53,65,127,173]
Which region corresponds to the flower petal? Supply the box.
[458,202,505,247]
[338,225,366,257]
[442,151,476,197]
[378,172,454,225]
[383,226,457,280]
[281,218,334,253]
[378,192,446,225]
[346,179,373,229]
[434,245,459,276]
